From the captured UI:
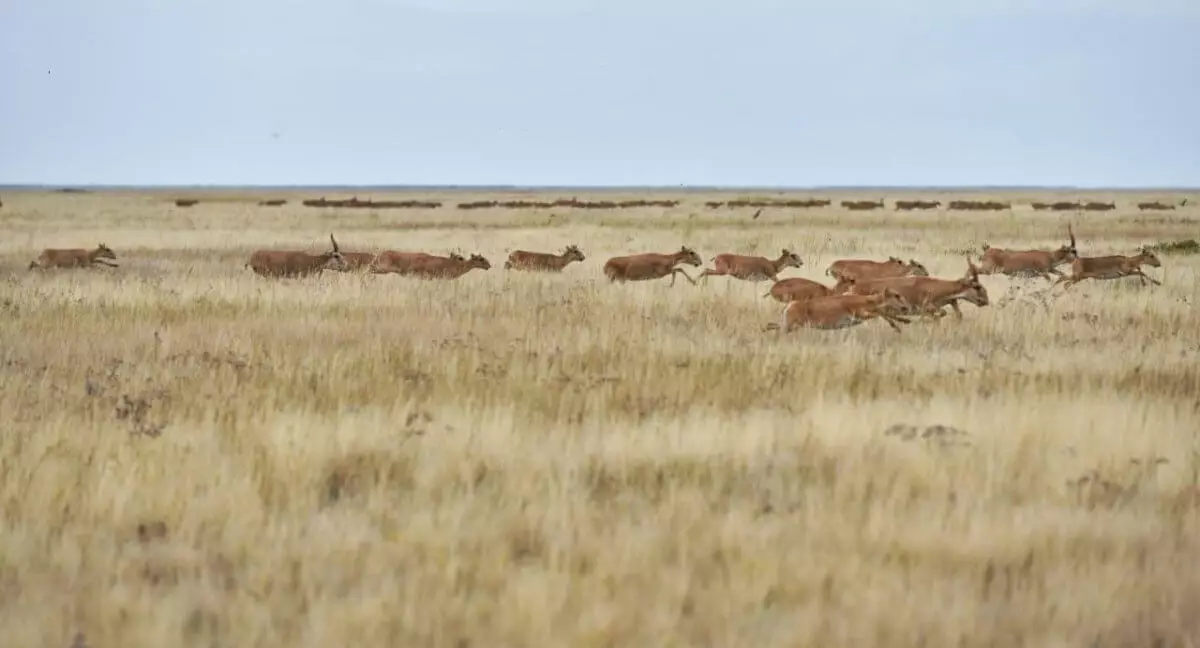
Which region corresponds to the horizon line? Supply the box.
[1,183,1197,192]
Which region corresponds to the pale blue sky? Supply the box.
[2,1,1197,187]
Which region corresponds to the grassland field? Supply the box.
[1,189,1199,647]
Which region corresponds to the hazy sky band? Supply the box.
[2,1,1197,186]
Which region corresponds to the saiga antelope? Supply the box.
[770,289,912,333]
[245,234,346,278]
[977,225,1077,281]
[844,258,990,320]
[1053,247,1162,290]
[603,246,702,286]
[826,257,929,291]
[763,277,835,304]
[377,252,491,279]
[28,243,118,270]
[698,249,803,283]
[504,245,585,272]
[370,251,456,275]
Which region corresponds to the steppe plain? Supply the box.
[1,188,1198,647]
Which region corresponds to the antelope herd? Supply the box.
[22,221,1170,335]
[74,194,1184,212]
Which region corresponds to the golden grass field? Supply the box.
[1,189,1199,647]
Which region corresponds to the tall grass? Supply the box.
[1,191,1198,647]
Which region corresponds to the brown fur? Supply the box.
[331,252,378,272]
[1054,248,1163,290]
[844,258,990,320]
[504,245,585,272]
[699,249,803,283]
[827,257,929,291]
[29,243,118,270]
[245,234,346,278]
[603,246,702,286]
[772,289,911,333]
[375,252,491,279]
[763,277,835,304]
[978,225,1077,281]
[370,251,454,275]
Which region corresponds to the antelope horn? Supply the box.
[330,233,339,253]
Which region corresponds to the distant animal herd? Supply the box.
[146,196,1191,212]
[24,222,1167,334]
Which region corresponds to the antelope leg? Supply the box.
[881,315,904,333]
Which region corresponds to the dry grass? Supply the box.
[2,189,1199,647]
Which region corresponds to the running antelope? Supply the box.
[1053,247,1162,290]
[246,234,346,278]
[28,243,118,270]
[371,251,455,275]
[827,257,929,292]
[770,289,912,333]
[978,225,1077,280]
[763,277,835,304]
[504,245,585,272]
[844,258,990,319]
[699,249,803,283]
[603,246,702,286]
[376,252,491,280]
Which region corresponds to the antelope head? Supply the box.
[878,287,909,313]
[906,259,930,276]
[94,243,117,261]
[778,249,804,269]
[678,246,703,267]
[467,253,492,270]
[957,258,989,306]
[1138,247,1162,268]
[322,233,347,270]
[562,245,586,262]
[1059,223,1079,261]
